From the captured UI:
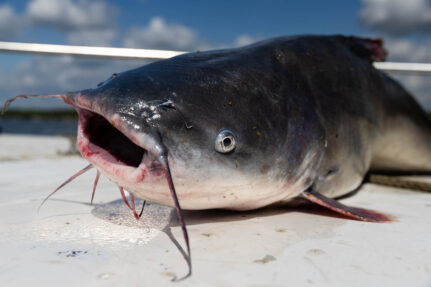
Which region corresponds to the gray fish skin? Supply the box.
[284,36,431,198]
[45,35,431,209]
[300,37,431,198]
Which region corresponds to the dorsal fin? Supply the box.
[341,36,387,62]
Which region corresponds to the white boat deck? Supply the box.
[0,135,430,286]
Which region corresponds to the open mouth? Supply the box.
[2,90,194,278]
[81,109,146,167]
[76,108,152,183]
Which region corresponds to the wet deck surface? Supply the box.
[1,135,431,286]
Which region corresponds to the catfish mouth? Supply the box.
[76,107,156,183]
[81,109,145,167]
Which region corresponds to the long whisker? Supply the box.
[2,94,66,115]
[119,186,132,209]
[119,187,140,219]
[159,154,192,280]
[138,200,146,218]
[38,164,93,211]
[90,170,101,205]
[129,192,140,220]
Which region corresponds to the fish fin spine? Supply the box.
[342,36,387,62]
[301,189,393,222]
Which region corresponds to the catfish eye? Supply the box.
[215,129,237,153]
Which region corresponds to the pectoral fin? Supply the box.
[301,189,393,222]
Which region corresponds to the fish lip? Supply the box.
[67,94,164,184]
[70,92,164,155]
[75,108,147,183]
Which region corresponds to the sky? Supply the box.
[0,0,431,109]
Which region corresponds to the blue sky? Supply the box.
[2,0,365,45]
[0,0,430,109]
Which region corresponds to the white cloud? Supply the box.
[0,1,119,44]
[360,0,431,35]
[359,0,431,108]
[123,17,212,51]
[385,37,431,62]
[25,0,118,45]
[66,29,118,46]
[26,0,116,31]
[233,34,256,47]
[0,5,21,40]
[379,38,431,109]
[123,18,261,52]
[0,55,145,109]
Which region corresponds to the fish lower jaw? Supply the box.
[124,176,307,211]
[80,143,147,183]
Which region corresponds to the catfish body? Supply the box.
[6,35,431,212]
[89,35,431,206]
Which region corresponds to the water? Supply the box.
[0,118,77,135]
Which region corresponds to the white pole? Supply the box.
[1,41,431,73]
[0,41,186,60]
[373,62,431,73]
